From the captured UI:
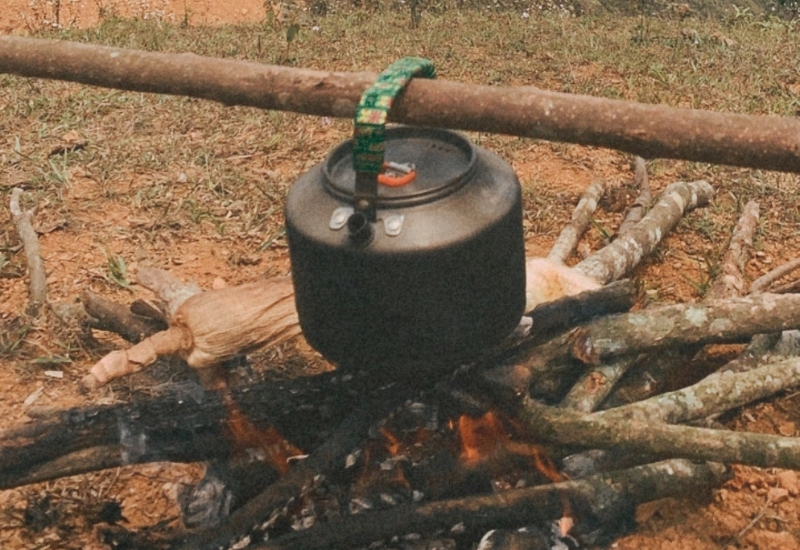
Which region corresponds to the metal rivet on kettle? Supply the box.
[383,214,405,236]
[329,206,354,230]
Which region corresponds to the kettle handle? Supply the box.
[352,57,436,221]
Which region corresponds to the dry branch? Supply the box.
[601,201,760,406]
[547,181,604,265]
[705,200,759,300]
[598,356,800,424]
[522,397,800,470]
[750,257,800,294]
[573,293,800,363]
[9,187,47,315]
[574,180,714,284]
[616,157,651,238]
[81,290,165,343]
[83,278,301,389]
[3,37,800,173]
[252,460,727,550]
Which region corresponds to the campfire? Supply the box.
[6,168,800,550]
[4,36,800,550]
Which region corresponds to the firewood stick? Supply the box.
[572,293,800,364]
[547,181,604,265]
[521,397,800,470]
[0,371,392,489]
[558,355,641,412]
[615,156,651,238]
[705,200,760,300]
[9,188,47,315]
[601,202,760,406]
[750,257,800,294]
[574,180,714,284]
[596,356,800,424]
[81,290,166,343]
[252,460,727,550]
[3,36,800,173]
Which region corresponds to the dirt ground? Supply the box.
[3,2,800,550]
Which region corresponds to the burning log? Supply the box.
[0,370,398,490]
[249,460,727,550]
[3,37,800,174]
[179,396,413,550]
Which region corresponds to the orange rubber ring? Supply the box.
[378,166,416,187]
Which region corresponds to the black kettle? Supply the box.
[285,125,526,369]
[284,58,525,370]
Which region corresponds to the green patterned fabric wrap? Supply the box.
[353,57,436,174]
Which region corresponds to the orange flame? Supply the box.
[223,397,303,476]
[455,411,573,535]
[457,411,511,466]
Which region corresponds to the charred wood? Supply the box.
[252,460,727,550]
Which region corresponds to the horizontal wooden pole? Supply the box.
[2,35,800,173]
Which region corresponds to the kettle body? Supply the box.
[285,126,525,369]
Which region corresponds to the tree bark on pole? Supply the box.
[3,36,800,173]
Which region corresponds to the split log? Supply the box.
[3,37,800,173]
[547,181,604,265]
[9,188,47,315]
[574,180,714,284]
[615,157,651,238]
[521,397,800,470]
[251,460,727,550]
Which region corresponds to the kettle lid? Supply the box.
[324,126,477,209]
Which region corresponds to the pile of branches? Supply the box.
[6,158,800,549]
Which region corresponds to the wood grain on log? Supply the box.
[3,37,800,173]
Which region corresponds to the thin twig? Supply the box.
[9,187,47,316]
[547,181,604,265]
[750,257,800,294]
[616,156,651,238]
